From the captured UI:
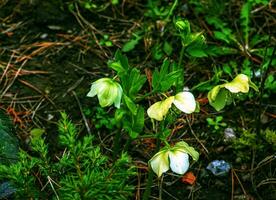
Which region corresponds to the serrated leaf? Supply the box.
[128,68,146,98]
[152,59,181,92]
[107,61,126,74]
[114,50,130,71]
[123,94,137,115]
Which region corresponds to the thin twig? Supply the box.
[186,116,209,154]
[72,91,91,135]
[0,59,27,99]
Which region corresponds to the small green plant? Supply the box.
[206,116,227,132]
[0,113,136,199]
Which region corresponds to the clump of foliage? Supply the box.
[0,113,136,199]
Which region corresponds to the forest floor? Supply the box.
[0,1,275,199]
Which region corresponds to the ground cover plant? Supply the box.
[0,0,275,199]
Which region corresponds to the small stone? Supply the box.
[224,127,236,142]
[206,160,231,176]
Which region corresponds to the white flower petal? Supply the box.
[149,150,170,177]
[87,83,98,97]
[173,92,196,114]
[113,83,123,108]
[169,150,189,175]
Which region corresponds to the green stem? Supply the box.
[142,122,161,200]
[165,0,178,22]
[176,45,185,91]
[158,176,164,200]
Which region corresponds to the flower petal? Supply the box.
[173,92,196,114]
[149,150,170,177]
[147,96,174,121]
[87,83,98,97]
[224,74,249,93]
[169,150,189,175]
[113,82,123,108]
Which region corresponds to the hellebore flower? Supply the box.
[87,78,122,108]
[149,150,170,177]
[147,91,196,121]
[208,74,258,111]
[149,141,199,177]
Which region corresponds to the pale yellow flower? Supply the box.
[147,92,196,121]
[87,78,122,108]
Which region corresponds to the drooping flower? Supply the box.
[149,150,170,178]
[149,141,199,178]
[208,74,258,111]
[147,91,196,121]
[87,78,123,108]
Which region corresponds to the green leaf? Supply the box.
[163,41,173,56]
[174,141,199,161]
[123,94,137,115]
[209,89,229,111]
[30,128,45,141]
[122,36,141,52]
[107,61,126,74]
[152,44,163,60]
[240,2,251,45]
[114,50,130,71]
[186,47,207,57]
[131,106,144,135]
[213,31,231,44]
[128,68,146,99]
[129,131,139,139]
[152,59,181,92]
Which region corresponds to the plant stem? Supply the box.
[142,121,161,200]
[165,0,178,22]
[176,45,185,91]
